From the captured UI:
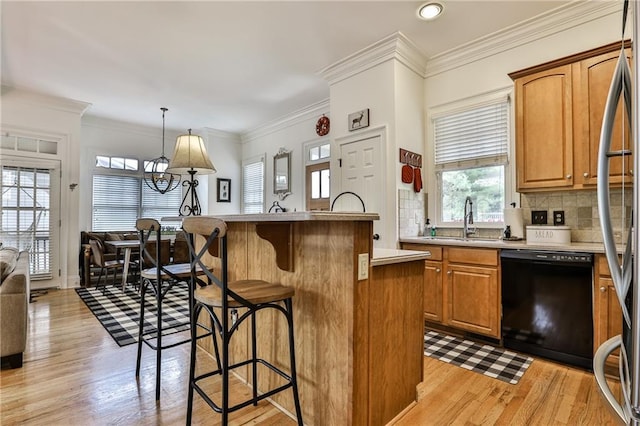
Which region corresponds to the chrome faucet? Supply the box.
[463,196,475,238]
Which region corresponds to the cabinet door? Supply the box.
[424,261,443,323]
[575,48,632,187]
[515,64,574,191]
[594,276,623,368]
[446,263,500,338]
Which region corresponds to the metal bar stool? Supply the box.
[183,217,303,425]
[135,218,194,401]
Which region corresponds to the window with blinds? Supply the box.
[242,156,265,214]
[433,97,510,225]
[434,100,508,168]
[92,175,182,231]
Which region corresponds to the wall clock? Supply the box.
[315,115,330,136]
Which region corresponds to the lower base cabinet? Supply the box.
[594,254,623,372]
[402,244,501,339]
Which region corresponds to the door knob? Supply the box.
[600,286,606,293]
[566,174,572,179]
[447,271,452,275]
[373,234,380,240]
[583,172,589,178]
[435,268,441,273]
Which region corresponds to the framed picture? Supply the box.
[217,178,231,202]
[348,108,370,131]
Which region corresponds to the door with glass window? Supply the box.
[1,157,61,288]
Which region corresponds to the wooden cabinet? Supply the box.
[510,41,632,192]
[401,243,501,339]
[575,48,632,187]
[514,64,574,191]
[594,254,624,371]
[445,247,500,338]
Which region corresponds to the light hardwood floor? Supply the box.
[0,289,623,425]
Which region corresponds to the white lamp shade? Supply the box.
[166,133,216,175]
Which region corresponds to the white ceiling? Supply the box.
[1,1,571,134]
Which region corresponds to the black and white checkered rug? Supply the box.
[75,284,190,347]
[424,330,533,385]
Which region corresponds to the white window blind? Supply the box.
[92,175,140,231]
[142,184,182,219]
[242,157,264,214]
[434,100,509,168]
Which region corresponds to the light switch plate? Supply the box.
[358,253,369,280]
[531,210,548,225]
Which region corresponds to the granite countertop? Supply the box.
[399,236,614,254]
[371,248,433,266]
[162,211,380,223]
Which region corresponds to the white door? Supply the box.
[1,156,61,289]
[338,134,384,246]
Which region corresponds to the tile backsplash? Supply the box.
[398,188,631,243]
[398,189,426,237]
[521,189,632,243]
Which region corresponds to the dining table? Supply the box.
[103,239,141,290]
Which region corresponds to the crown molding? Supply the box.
[320,31,428,85]
[425,1,622,77]
[2,85,91,115]
[241,98,330,143]
[203,128,242,144]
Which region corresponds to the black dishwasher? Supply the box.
[501,249,594,370]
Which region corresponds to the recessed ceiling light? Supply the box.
[417,2,444,20]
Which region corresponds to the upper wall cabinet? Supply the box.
[510,41,632,192]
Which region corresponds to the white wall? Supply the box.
[204,128,242,214]
[241,101,330,213]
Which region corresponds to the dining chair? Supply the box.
[88,238,125,292]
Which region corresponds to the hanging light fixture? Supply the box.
[143,107,181,194]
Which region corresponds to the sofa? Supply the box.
[0,247,30,368]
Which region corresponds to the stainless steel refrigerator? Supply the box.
[594,1,639,424]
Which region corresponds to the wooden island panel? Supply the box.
[191,214,424,426]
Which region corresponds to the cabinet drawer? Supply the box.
[401,244,442,261]
[447,247,498,266]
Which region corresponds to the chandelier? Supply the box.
[143,107,180,194]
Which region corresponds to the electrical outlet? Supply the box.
[553,210,565,226]
[531,210,548,225]
[358,253,369,280]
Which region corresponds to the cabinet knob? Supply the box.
[600,286,606,293]
[583,172,589,178]
[435,268,441,273]
[447,271,452,275]
[566,174,572,179]
[630,170,634,176]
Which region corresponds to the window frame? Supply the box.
[241,154,266,214]
[430,89,514,228]
[91,155,182,230]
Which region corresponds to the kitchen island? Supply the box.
[166,212,428,425]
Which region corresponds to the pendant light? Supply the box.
[143,107,180,194]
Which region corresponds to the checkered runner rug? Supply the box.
[75,284,190,347]
[424,330,533,385]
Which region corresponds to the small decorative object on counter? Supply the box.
[504,225,511,239]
